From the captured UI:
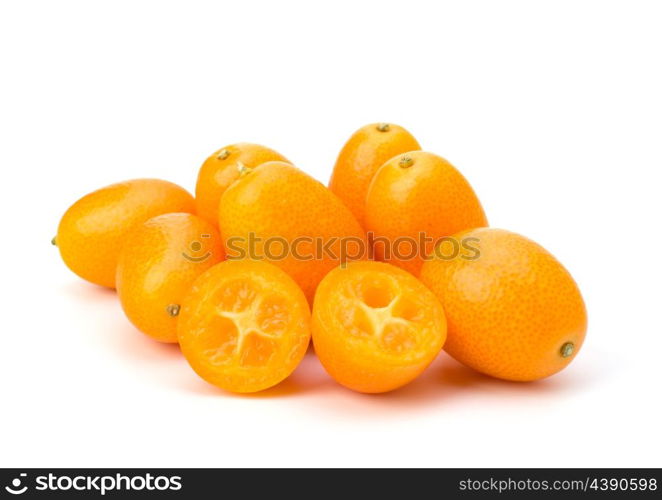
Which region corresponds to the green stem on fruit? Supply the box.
[376,123,390,132]
[399,155,414,168]
[51,236,57,246]
[217,149,230,160]
[237,161,252,177]
[560,342,574,358]
[166,304,181,317]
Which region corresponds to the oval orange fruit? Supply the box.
[56,179,195,288]
[329,122,421,226]
[194,143,288,226]
[365,151,488,275]
[419,228,587,381]
[312,261,447,393]
[177,259,311,393]
[219,161,367,303]
[116,213,224,343]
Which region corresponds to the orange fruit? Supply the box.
[116,213,224,343]
[419,228,587,381]
[55,179,195,288]
[194,143,288,226]
[219,161,367,303]
[177,259,311,393]
[312,261,447,393]
[329,123,421,227]
[365,151,488,275]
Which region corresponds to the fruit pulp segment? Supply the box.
[200,279,291,368]
[341,277,425,354]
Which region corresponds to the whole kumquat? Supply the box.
[219,161,367,303]
[55,179,195,288]
[329,122,420,226]
[195,143,288,226]
[365,151,487,275]
[419,228,587,381]
[116,213,224,343]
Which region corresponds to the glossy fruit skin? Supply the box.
[329,123,421,227]
[177,259,311,393]
[116,213,224,343]
[365,151,488,275]
[419,228,587,382]
[312,261,447,393]
[195,143,288,226]
[219,161,367,304]
[56,179,195,288]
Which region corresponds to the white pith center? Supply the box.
[357,295,411,341]
[216,299,281,360]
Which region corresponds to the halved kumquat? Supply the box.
[177,259,311,393]
[312,261,447,393]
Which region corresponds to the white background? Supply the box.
[1,0,661,468]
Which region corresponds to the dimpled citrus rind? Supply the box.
[365,151,487,275]
[329,123,421,226]
[419,228,587,381]
[56,179,195,288]
[195,143,289,226]
[116,213,224,343]
[219,161,367,304]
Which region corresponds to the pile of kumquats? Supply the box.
[54,123,587,394]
